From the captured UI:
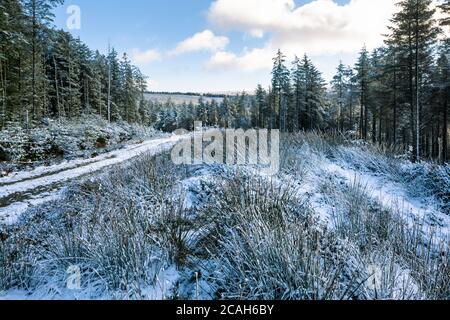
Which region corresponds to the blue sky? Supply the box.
[53,0,397,93]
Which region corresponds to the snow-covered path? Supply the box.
[0,134,187,224]
[282,144,450,240]
[322,160,450,239]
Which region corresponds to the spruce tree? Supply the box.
[356,46,370,139]
[271,49,290,131]
[331,61,347,132]
[388,0,439,160]
[22,0,64,122]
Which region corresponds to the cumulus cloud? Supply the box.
[209,0,296,38]
[206,47,274,71]
[169,30,230,55]
[130,48,161,65]
[206,0,402,71]
[209,0,397,53]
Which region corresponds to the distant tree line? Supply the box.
[160,0,449,163]
[146,91,227,99]
[1,0,449,163]
[254,0,449,163]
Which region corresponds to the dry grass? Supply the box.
[0,153,192,298]
[1,132,448,300]
[197,175,369,300]
[323,174,450,299]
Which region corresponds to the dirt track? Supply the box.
[0,134,186,224]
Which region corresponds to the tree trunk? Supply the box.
[444,96,448,163]
[372,111,376,144]
[393,52,398,144]
[360,82,364,139]
[415,7,420,161]
[0,54,5,129]
[107,45,112,123]
[378,105,382,143]
[408,27,416,161]
[32,0,36,122]
[349,90,354,132]
[53,56,60,118]
[364,101,368,140]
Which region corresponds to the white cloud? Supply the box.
[207,0,446,73]
[130,48,161,65]
[206,47,274,72]
[209,0,296,37]
[208,0,398,53]
[206,0,401,71]
[169,30,230,55]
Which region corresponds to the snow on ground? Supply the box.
[0,153,117,186]
[322,158,450,239]
[274,143,450,239]
[0,265,180,300]
[1,134,448,300]
[0,134,189,225]
[144,266,180,300]
[0,192,62,225]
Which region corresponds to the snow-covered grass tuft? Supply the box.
[198,174,369,300]
[400,163,450,215]
[323,173,450,299]
[0,153,190,299]
[1,131,448,300]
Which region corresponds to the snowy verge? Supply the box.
[0,134,189,225]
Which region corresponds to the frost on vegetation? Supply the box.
[0,115,159,175]
[0,132,449,300]
[327,141,450,216]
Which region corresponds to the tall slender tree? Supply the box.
[356,46,370,139]
[388,0,439,160]
[23,0,63,122]
[271,49,290,131]
[331,61,347,132]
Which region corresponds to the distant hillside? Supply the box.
[145,92,225,105]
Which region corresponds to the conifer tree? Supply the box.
[271,49,290,131]
[389,0,439,160]
[331,61,347,132]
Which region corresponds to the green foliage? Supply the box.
[0,0,150,129]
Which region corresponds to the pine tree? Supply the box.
[344,66,358,133]
[134,68,148,125]
[219,97,230,128]
[91,50,108,118]
[0,0,151,129]
[331,61,347,132]
[255,84,268,128]
[119,53,135,122]
[291,55,306,131]
[389,0,439,160]
[434,42,450,162]
[196,96,208,124]
[236,91,247,128]
[22,0,64,122]
[208,99,219,126]
[368,48,389,143]
[271,49,290,131]
[297,55,327,130]
[0,0,27,128]
[107,48,121,121]
[356,46,370,139]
